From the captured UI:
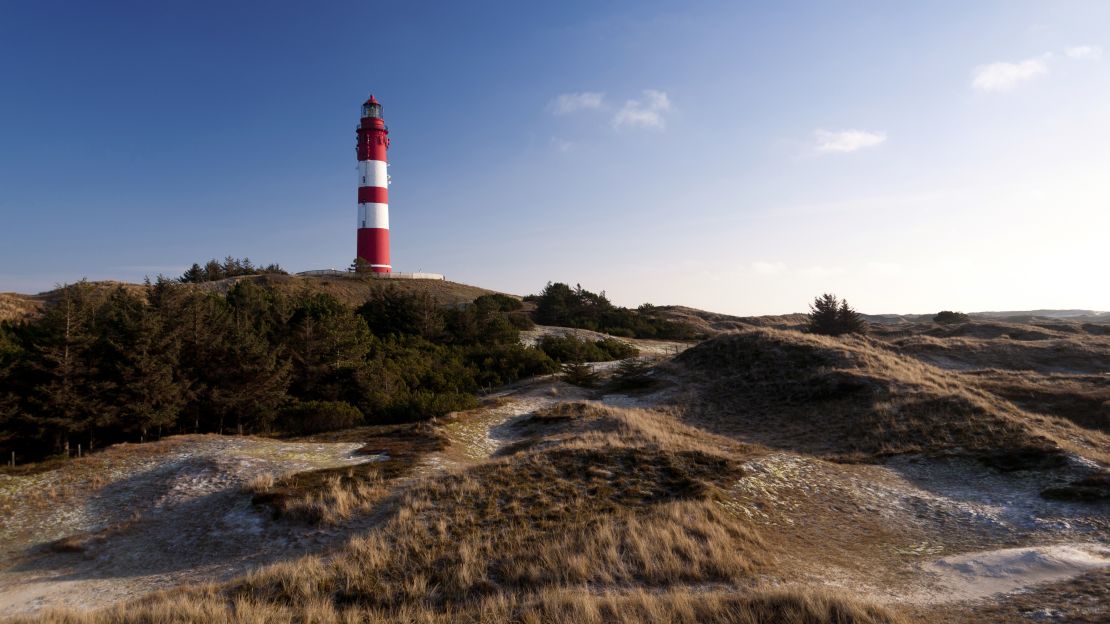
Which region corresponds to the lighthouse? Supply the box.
[356,95,391,272]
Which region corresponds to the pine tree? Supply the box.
[807,293,867,336]
[174,290,229,433]
[836,299,867,335]
[807,293,843,335]
[180,263,204,283]
[561,361,598,387]
[27,282,106,452]
[96,287,185,440]
[611,357,653,389]
[285,293,371,400]
[208,318,290,434]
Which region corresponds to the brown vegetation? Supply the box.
[0,292,43,322]
[889,331,1110,374]
[965,369,1110,433]
[654,305,808,335]
[20,586,908,624]
[671,328,1110,465]
[249,423,448,524]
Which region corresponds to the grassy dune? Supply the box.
[671,328,1109,465]
[12,402,907,624]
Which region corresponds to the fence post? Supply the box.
[77,444,81,458]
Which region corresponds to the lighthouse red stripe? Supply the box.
[358,186,388,204]
[357,227,391,271]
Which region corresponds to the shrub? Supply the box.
[597,337,639,360]
[473,293,523,312]
[934,310,970,324]
[530,282,699,339]
[383,390,479,422]
[276,401,364,435]
[539,335,639,363]
[465,344,557,387]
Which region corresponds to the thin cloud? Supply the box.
[549,92,605,115]
[1065,45,1103,60]
[751,261,788,276]
[798,265,845,278]
[866,262,903,277]
[613,89,672,129]
[971,56,1049,91]
[550,137,574,153]
[814,129,887,154]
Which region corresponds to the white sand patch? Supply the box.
[922,543,1110,602]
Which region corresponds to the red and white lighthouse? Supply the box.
[356,95,391,272]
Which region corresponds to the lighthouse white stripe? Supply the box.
[358,203,389,229]
[358,160,388,188]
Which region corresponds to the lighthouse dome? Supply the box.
[362,95,383,119]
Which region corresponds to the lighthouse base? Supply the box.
[356,227,391,273]
[297,269,445,281]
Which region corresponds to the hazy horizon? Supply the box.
[2,1,1108,316]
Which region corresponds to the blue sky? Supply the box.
[2,1,1108,314]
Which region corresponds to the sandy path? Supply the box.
[520,325,692,358]
[0,436,378,617]
[918,543,1110,602]
[421,379,591,471]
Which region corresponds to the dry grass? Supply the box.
[250,423,448,524]
[8,404,918,624]
[672,328,1110,465]
[243,440,763,609]
[20,586,908,623]
[0,292,43,322]
[888,330,1110,374]
[506,401,751,458]
[655,305,808,335]
[231,405,772,615]
[965,369,1110,433]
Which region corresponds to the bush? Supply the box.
[381,390,480,423]
[276,401,364,435]
[465,344,557,387]
[530,282,699,339]
[934,310,970,324]
[597,337,639,360]
[472,293,523,312]
[538,335,639,363]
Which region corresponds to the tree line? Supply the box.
[179,256,286,283]
[0,281,559,461]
